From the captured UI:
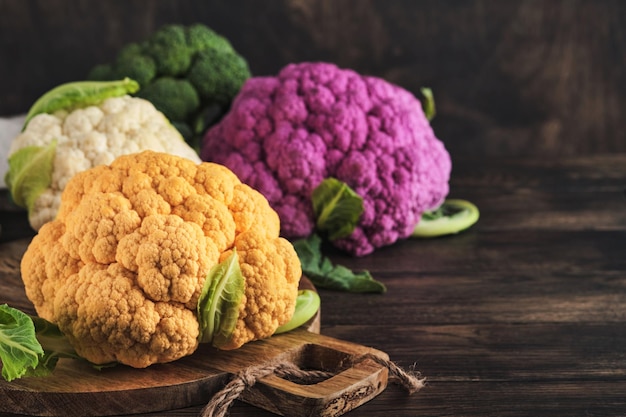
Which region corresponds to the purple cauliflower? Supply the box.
[201,62,451,256]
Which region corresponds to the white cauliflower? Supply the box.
[6,79,201,230]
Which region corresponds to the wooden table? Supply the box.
[2,154,626,416]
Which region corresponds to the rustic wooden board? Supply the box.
[0,239,389,417]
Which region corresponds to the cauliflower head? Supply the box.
[20,151,301,368]
[7,94,201,231]
[201,62,451,256]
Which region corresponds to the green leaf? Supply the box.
[312,178,364,241]
[412,199,480,238]
[197,249,245,348]
[0,304,44,382]
[420,87,436,121]
[5,140,57,213]
[274,289,321,334]
[23,78,140,129]
[293,234,386,294]
[30,316,83,366]
[0,305,112,381]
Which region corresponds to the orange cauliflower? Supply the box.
[20,150,301,368]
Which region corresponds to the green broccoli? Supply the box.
[143,25,192,76]
[86,44,157,85]
[186,23,234,55]
[114,44,157,85]
[136,77,199,123]
[136,77,200,142]
[188,48,251,106]
[86,64,115,81]
[87,23,251,148]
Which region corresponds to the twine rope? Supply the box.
[200,353,425,417]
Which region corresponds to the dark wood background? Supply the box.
[1,0,624,158]
[1,2,626,415]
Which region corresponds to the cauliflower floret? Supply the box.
[225,233,301,349]
[8,95,201,231]
[53,263,200,368]
[20,151,301,368]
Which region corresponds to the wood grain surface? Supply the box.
[1,0,625,158]
[2,155,626,416]
[0,328,388,417]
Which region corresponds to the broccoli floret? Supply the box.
[116,43,144,62]
[136,77,200,124]
[143,24,192,77]
[107,43,156,86]
[186,23,234,55]
[87,64,116,81]
[115,55,157,86]
[136,77,201,149]
[193,103,227,137]
[86,23,251,147]
[188,48,251,105]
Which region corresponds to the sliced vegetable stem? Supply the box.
[412,199,479,238]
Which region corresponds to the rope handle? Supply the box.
[200,353,425,417]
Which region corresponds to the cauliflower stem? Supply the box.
[412,199,480,238]
[420,87,436,121]
[274,289,320,334]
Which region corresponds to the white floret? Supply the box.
[79,131,109,161]
[8,95,201,230]
[63,106,104,136]
[28,189,61,232]
[53,147,91,190]
[8,114,62,153]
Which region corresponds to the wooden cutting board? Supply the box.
[0,239,389,417]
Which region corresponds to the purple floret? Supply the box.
[202,62,451,256]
